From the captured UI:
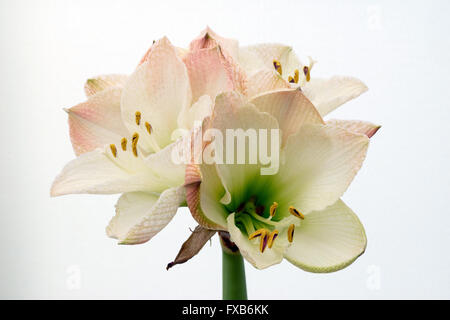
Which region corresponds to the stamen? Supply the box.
[287,224,295,243]
[110,144,117,158]
[135,111,141,126]
[303,57,316,82]
[273,60,282,75]
[121,138,127,151]
[303,66,310,82]
[289,206,305,219]
[288,76,295,83]
[294,69,299,83]
[132,132,139,157]
[260,232,269,253]
[267,230,279,249]
[269,202,278,217]
[248,228,267,240]
[145,122,152,135]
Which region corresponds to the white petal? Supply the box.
[67,87,129,155]
[51,145,178,196]
[239,43,303,80]
[121,37,192,153]
[326,119,381,138]
[107,186,185,244]
[84,74,128,97]
[227,213,284,269]
[177,95,213,130]
[302,76,368,117]
[274,124,369,214]
[284,199,366,273]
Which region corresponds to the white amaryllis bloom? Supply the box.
[51,34,246,245]
[198,27,380,138]
[186,89,376,271]
[239,43,369,118]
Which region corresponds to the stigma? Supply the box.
[273,60,282,75]
[289,206,305,219]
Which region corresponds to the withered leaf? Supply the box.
[166,225,216,270]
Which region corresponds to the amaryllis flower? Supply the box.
[185,89,378,271]
[51,33,246,245]
[197,27,380,137]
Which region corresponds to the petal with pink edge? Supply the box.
[84,74,128,97]
[326,119,381,138]
[121,37,192,153]
[67,87,129,156]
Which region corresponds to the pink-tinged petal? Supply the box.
[122,37,192,153]
[107,186,185,245]
[190,27,239,61]
[185,164,228,231]
[139,41,188,65]
[183,45,247,102]
[327,119,381,138]
[84,74,128,97]
[249,89,324,145]
[67,87,129,156]
[274,124,369,215]
[247,69,290,98]
[302,76,368,117]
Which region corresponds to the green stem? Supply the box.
[221,234,247,300]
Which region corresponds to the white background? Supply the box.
[1,0,449,299]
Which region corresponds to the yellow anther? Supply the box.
[273,59,282,75]
[145,121,152,135]
[289,206,305,219]
[287,224,295,243]
[260,232,269,253]
[248,228,267,240]
[294,69,299,83]
[303,66,310,82]
[121,138,127,151]
[110,144,117,158]
[267,230,279,249]
[132,132,139,157]
[269,202,278,217]
[303,57,316,82]
[135,111,141,126]
[288,76,295,83]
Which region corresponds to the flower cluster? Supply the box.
[51,27,379,272]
